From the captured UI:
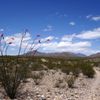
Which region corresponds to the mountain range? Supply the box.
[24,51,86,58]
[24,50,100,58]
[89,53,100,58]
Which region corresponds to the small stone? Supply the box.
[75,95,79,98]
[41,95,46,100]
[27,96,31,99]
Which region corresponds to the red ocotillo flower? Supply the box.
[7,37,15,44]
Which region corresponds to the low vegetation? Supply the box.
[32,71,44,85]
[66,74,76,88]
[0,56,96,98]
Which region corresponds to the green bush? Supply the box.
[0,58,30,99]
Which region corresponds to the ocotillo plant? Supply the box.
[0,30,50,99]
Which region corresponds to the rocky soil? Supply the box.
[0,67,100,100]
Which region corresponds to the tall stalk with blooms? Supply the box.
[0,29,50,99]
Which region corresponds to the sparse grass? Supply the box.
[0,56,95,79]
[0,55,96,97]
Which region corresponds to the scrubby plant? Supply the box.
[0,30,31,98]
[32,71,44,85]
[66,74,76,88]
[54,78,65,88]
[81,61,95,78]
[0,30,50,99]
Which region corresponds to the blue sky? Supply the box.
[0,0,100,55]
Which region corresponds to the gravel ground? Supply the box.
[0,68,100,100]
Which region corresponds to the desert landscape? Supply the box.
[0,55,100,100]
[0,0,100,99]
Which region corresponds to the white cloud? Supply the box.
[59,14,67,18]
[43,25,53,32]
[40,40,91,54]
[55,12,67,18]
[40,36,55,42]
[69,22,75,26]
[91,16,100,21]
[0,29,4,32]
[76,27,100,39]
[44,36,54,40]
[2,27,100,55]
[57,41,91,49]
[86,15,100,21]
[61,34,76,42]
[4,32,32,48]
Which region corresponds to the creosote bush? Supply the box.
[28,57,95,78]
[81,61,95,78]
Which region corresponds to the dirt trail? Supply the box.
[86,67,100,100]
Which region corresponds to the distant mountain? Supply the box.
[90,53,100,58]
[76,53,86,57]
[24,51,86,58]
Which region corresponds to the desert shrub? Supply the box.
[81,61,95,78]
[32,71,44,85]
[31,62,43,71]
[0,30,47,99]
[93,62,100,67]
[66,75,76,88]
[0,59,30,98]
[61,60,95,78]
[54,78,64,88]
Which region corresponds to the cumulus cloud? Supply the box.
[4,32,32,48]
[69,22,75,26]
[86,15,100,21]
[0,29,4,32]
[91,16,100,21]
[76,27,100,39]
[40,40,91,54]
[61,34,76,42]
[43,36,54,41]
[43,25,53,32]
[40,36,55,43]
[3,27,100,55]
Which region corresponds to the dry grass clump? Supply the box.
[66,74,76,88]
[32,71,44,85]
